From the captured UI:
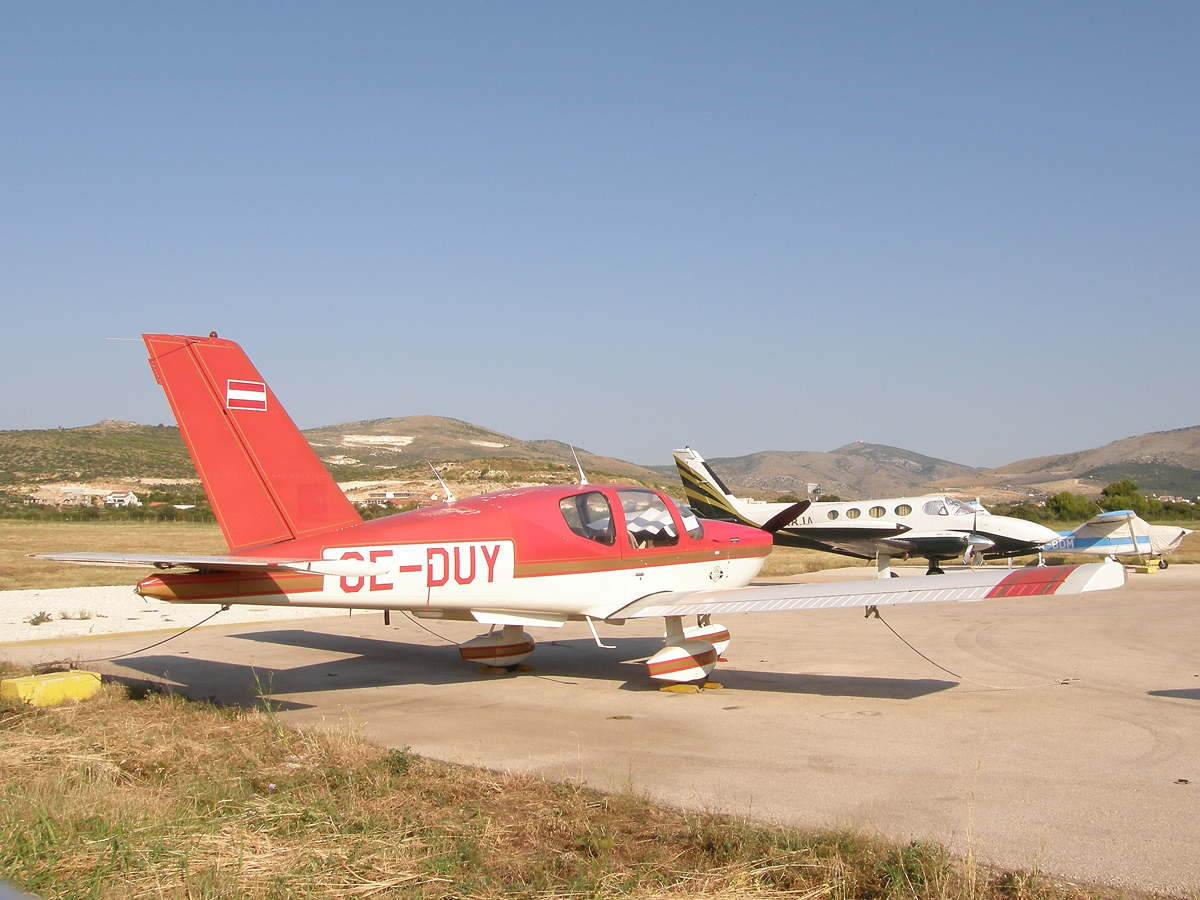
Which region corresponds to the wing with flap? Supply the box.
[594,562,1124,621]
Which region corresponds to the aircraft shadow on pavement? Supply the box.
[1148,688,1200,701]
[709,669,955,700]
[109,628,955,706]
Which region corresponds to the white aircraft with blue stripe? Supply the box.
[1043,510,1192,568]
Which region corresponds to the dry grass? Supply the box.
[0,673,1124,900]
[757,547,873,578]
[0,521,227,591]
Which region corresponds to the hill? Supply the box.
[0,421,197,487]
[304,416,659,481]
[4,418,1199,505]
[668,442,982,499]
[923,425,1200,501]
[0,417,672,508]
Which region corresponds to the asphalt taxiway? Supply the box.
[4,566,1197,894]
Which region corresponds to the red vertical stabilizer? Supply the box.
[143,334,361,551]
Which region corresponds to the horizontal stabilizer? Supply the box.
[30,552,386,578]
[601,562,1124,620]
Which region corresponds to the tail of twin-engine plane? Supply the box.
[672,446,758,526]
[144,333,361,551]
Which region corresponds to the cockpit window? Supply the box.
[559,492,616,545]
[923,499,949,516]
[922,498,976,517]
[668,498,704,540]
[618,489,680,549]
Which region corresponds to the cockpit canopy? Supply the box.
[922,497,988,517]
[558,489,703,549]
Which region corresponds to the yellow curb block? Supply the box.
[658,684,700,694]
[2,671,102,707]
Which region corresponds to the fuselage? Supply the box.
[724,495,1058,561]
[136,485,774,620]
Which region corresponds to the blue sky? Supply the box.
[2,3,1197,468]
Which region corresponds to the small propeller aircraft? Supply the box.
[1043,510,1192,569]
[673,447,1061,576]
[37,335,1125,684]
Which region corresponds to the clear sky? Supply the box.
[2,3,1197,468]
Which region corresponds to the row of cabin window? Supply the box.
[827,503,914,520]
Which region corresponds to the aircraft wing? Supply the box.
[598,562,1124,621]
[30,552,386,578]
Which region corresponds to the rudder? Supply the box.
[672,447,745,524]
[144,334,361,551]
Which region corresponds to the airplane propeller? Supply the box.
[761,499,812,534]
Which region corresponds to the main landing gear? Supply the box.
[456,616,732,684]
[644,615,731,683]
[458,624,535,669]
[925,558,946,575]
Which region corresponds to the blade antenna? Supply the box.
[427,461,456,504]
[570,446,589,486]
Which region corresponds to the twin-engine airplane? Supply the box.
[39,335,1124,684]
[674,447,1061,576]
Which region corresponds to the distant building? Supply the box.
[361,490,432,508]
[104,491,141,508]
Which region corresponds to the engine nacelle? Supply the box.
[646,640,718,683]
[458,625,535,667]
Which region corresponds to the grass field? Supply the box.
[0,676,1118,900]
[0,521,227,591]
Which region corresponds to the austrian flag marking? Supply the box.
[226,380,267,411]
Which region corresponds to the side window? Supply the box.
[923,499,948,516]
[668,498,705,540]
[869,506,885,518]
[559,492,615,546]
[618,489,680,549]
[895,504,912,516]
[846,508,861,519]
[827,509,839,520]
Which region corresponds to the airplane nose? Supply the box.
[1013,520,1060,544]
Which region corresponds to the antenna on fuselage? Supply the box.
[427,461,456,504]
[570,446,589,486]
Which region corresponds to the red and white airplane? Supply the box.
[39,334,1126,684]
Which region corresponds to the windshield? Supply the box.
[618,489,680,549]
[667,498,704,540]
[922,498,979,517]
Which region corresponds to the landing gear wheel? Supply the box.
[925,560,945,576]
[1158,558,1168,569]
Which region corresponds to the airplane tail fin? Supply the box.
[671,447,755,525]
[144,334,361,551]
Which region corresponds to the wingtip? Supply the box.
[1064,560,1127,594]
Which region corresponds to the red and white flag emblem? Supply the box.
[226,380,267,411]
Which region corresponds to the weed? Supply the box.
[26,610,52,625]
[381,745,417,776]
[0,674,1123,900]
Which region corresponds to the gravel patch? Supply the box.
[0,585,345,645]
